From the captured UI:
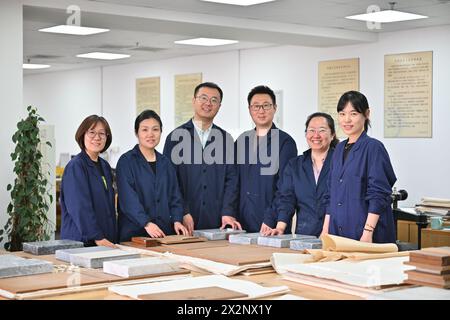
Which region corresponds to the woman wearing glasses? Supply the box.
[116,110,188,241]
[321,91,397,243]
[269,112,338,236]
[235,85,297,234]
[60,115,117,247]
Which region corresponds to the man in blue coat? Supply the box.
[235,85,297,233]
[163,82,240,234]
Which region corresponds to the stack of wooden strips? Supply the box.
[405,247,450,289]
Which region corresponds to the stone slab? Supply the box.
[22,240,84,255]
[103,257,181,278]
[0,255,53,278]
[69,249,141,269]
[257,234,316,248]
[55,246,115,262]
[228,233,261,245]
[289,238,322,250]
[193,228,246,240]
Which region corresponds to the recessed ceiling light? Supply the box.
[346,10,427,23]
[76,52,131,60]
[174,38,239,46]
[23,63,51,69]
[39,25,109,35]
[201,0,275,5]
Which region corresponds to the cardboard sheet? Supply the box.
[321,234,398,253]
[138,286,248,300]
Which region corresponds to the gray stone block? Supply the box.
[103,257,181,278]
[193,228,247,240]
[69,249,141,269]
[55,246,115,262]
[228,233,261,245]
[289,239,322,250]
[257,234,316,248]
[22,240,84,255]
[0,254,53,278]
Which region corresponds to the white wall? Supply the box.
[0,0,23,247]
[23,25,450,207]
[24,68,102,162]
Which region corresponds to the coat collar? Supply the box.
[339,130,369,176]
[301,148,333,188]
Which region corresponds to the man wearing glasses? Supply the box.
[235,85,297,234]
[164,82,241,235]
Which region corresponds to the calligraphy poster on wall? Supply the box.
[318,58,359,138]
[384,51,433,138]
[174,73,202,127]
[136,77,160,116]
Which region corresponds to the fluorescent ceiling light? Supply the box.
[346,10,427,23]
[39,25,109,35]
[23,63,50,69]
[201,0,275,5]
[175,38,238,46]
[76,52,130,60]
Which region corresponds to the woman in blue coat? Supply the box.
[269,112,338,236]
[235,85,297,233]
[60,115,117,247]
[322,91,397,243]
[116,110,188,242]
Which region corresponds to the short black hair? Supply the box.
[247,85,276,106]
[134,109,162,134]
[337,91,371,132]
[305,112,339,148]
[75,115,112,153]
[194,82,223,102]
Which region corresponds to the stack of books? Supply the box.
[405,247,450,289]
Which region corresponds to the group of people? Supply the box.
[60,82,397,248]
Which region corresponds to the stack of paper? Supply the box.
[103,257,182,278]
[22,240,84,255]
[228,233,261,245]
[257,234,316,248]
[0,255,53,278]
[290,238,322,250]
[193,228,246,240]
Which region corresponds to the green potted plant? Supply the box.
[0,106,54,251]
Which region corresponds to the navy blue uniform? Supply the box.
[163,119,238,230]
[235,124,297,232]
[60,151,117,244]
[326,131,397,243]
[116,145,184,241]
[274,149,333,236]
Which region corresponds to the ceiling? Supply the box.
[23,0,450,74]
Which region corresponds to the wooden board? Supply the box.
[137,286,248,300]
[157,235,207,245]
[173,244,294,266]
[0,272,106,294]
[120,242,168,253]
[409,247,450,266]
[0,268,190,295]
[161,240,229,251]
[404,261,450,275]
[405,270,450,286]
[405,278,450,289]
[131,237,159,247]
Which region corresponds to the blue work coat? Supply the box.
[274,148,333,236]
[116,145,184,242]
[163,119,238,230]
[235,124,297,232]
[326,131,397,243]
[60,150,117,244]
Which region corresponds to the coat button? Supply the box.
[202,201,206,206]
[203,185,207,190]
[338,203,342,206]
[156,199,160,203]
[203,169,207,173]
[339,179,343,183]
[339,226,343,231]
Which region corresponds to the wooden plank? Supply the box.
[173,244,294,266]
[157,235,207,245]
[404,261,450,275]
[131,237,159,247]
[138,286,248,300]
[409,247,450,265]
